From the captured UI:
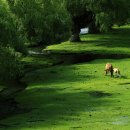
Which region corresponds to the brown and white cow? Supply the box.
[105,63,114,77]
[113,68,121,77]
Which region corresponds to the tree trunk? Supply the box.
[69,23,80,42]
[69,10,93,42]
[69,34,80,42]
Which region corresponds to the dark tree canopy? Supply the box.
[65,0,130,41]
[7,0,71,45]
[0,0,24,82]
[5,0,130,43]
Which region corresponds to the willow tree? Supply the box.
[7,0,71,45]
[66,0,93,42]
[0,0,25,82]
[66,0,130,42]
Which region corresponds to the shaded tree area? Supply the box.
[66,0,130,42]
[5,0,130,44]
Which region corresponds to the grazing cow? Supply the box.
[113,68,121,77]
[105,63,113,77]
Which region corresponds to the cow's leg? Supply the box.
[110,70,113,77]
[105,70,108,75]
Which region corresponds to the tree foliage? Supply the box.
[66,0,130,40]
[8,0,71,45]
[0,0,26,53]
[91,0,130,31]
[0,47,23,81]
[0,0,25,82]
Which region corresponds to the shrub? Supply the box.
[0,47,23,82]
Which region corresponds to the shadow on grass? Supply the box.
[76,28,130,48]
[119,82,130,85]
[0,87,115,130]
[23,65,97,86]
[80,28,130,48]
[87,91,112,98]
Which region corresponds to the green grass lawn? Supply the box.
[1,58,130,130]
[1,26,130,130]
[44,26,130,55]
